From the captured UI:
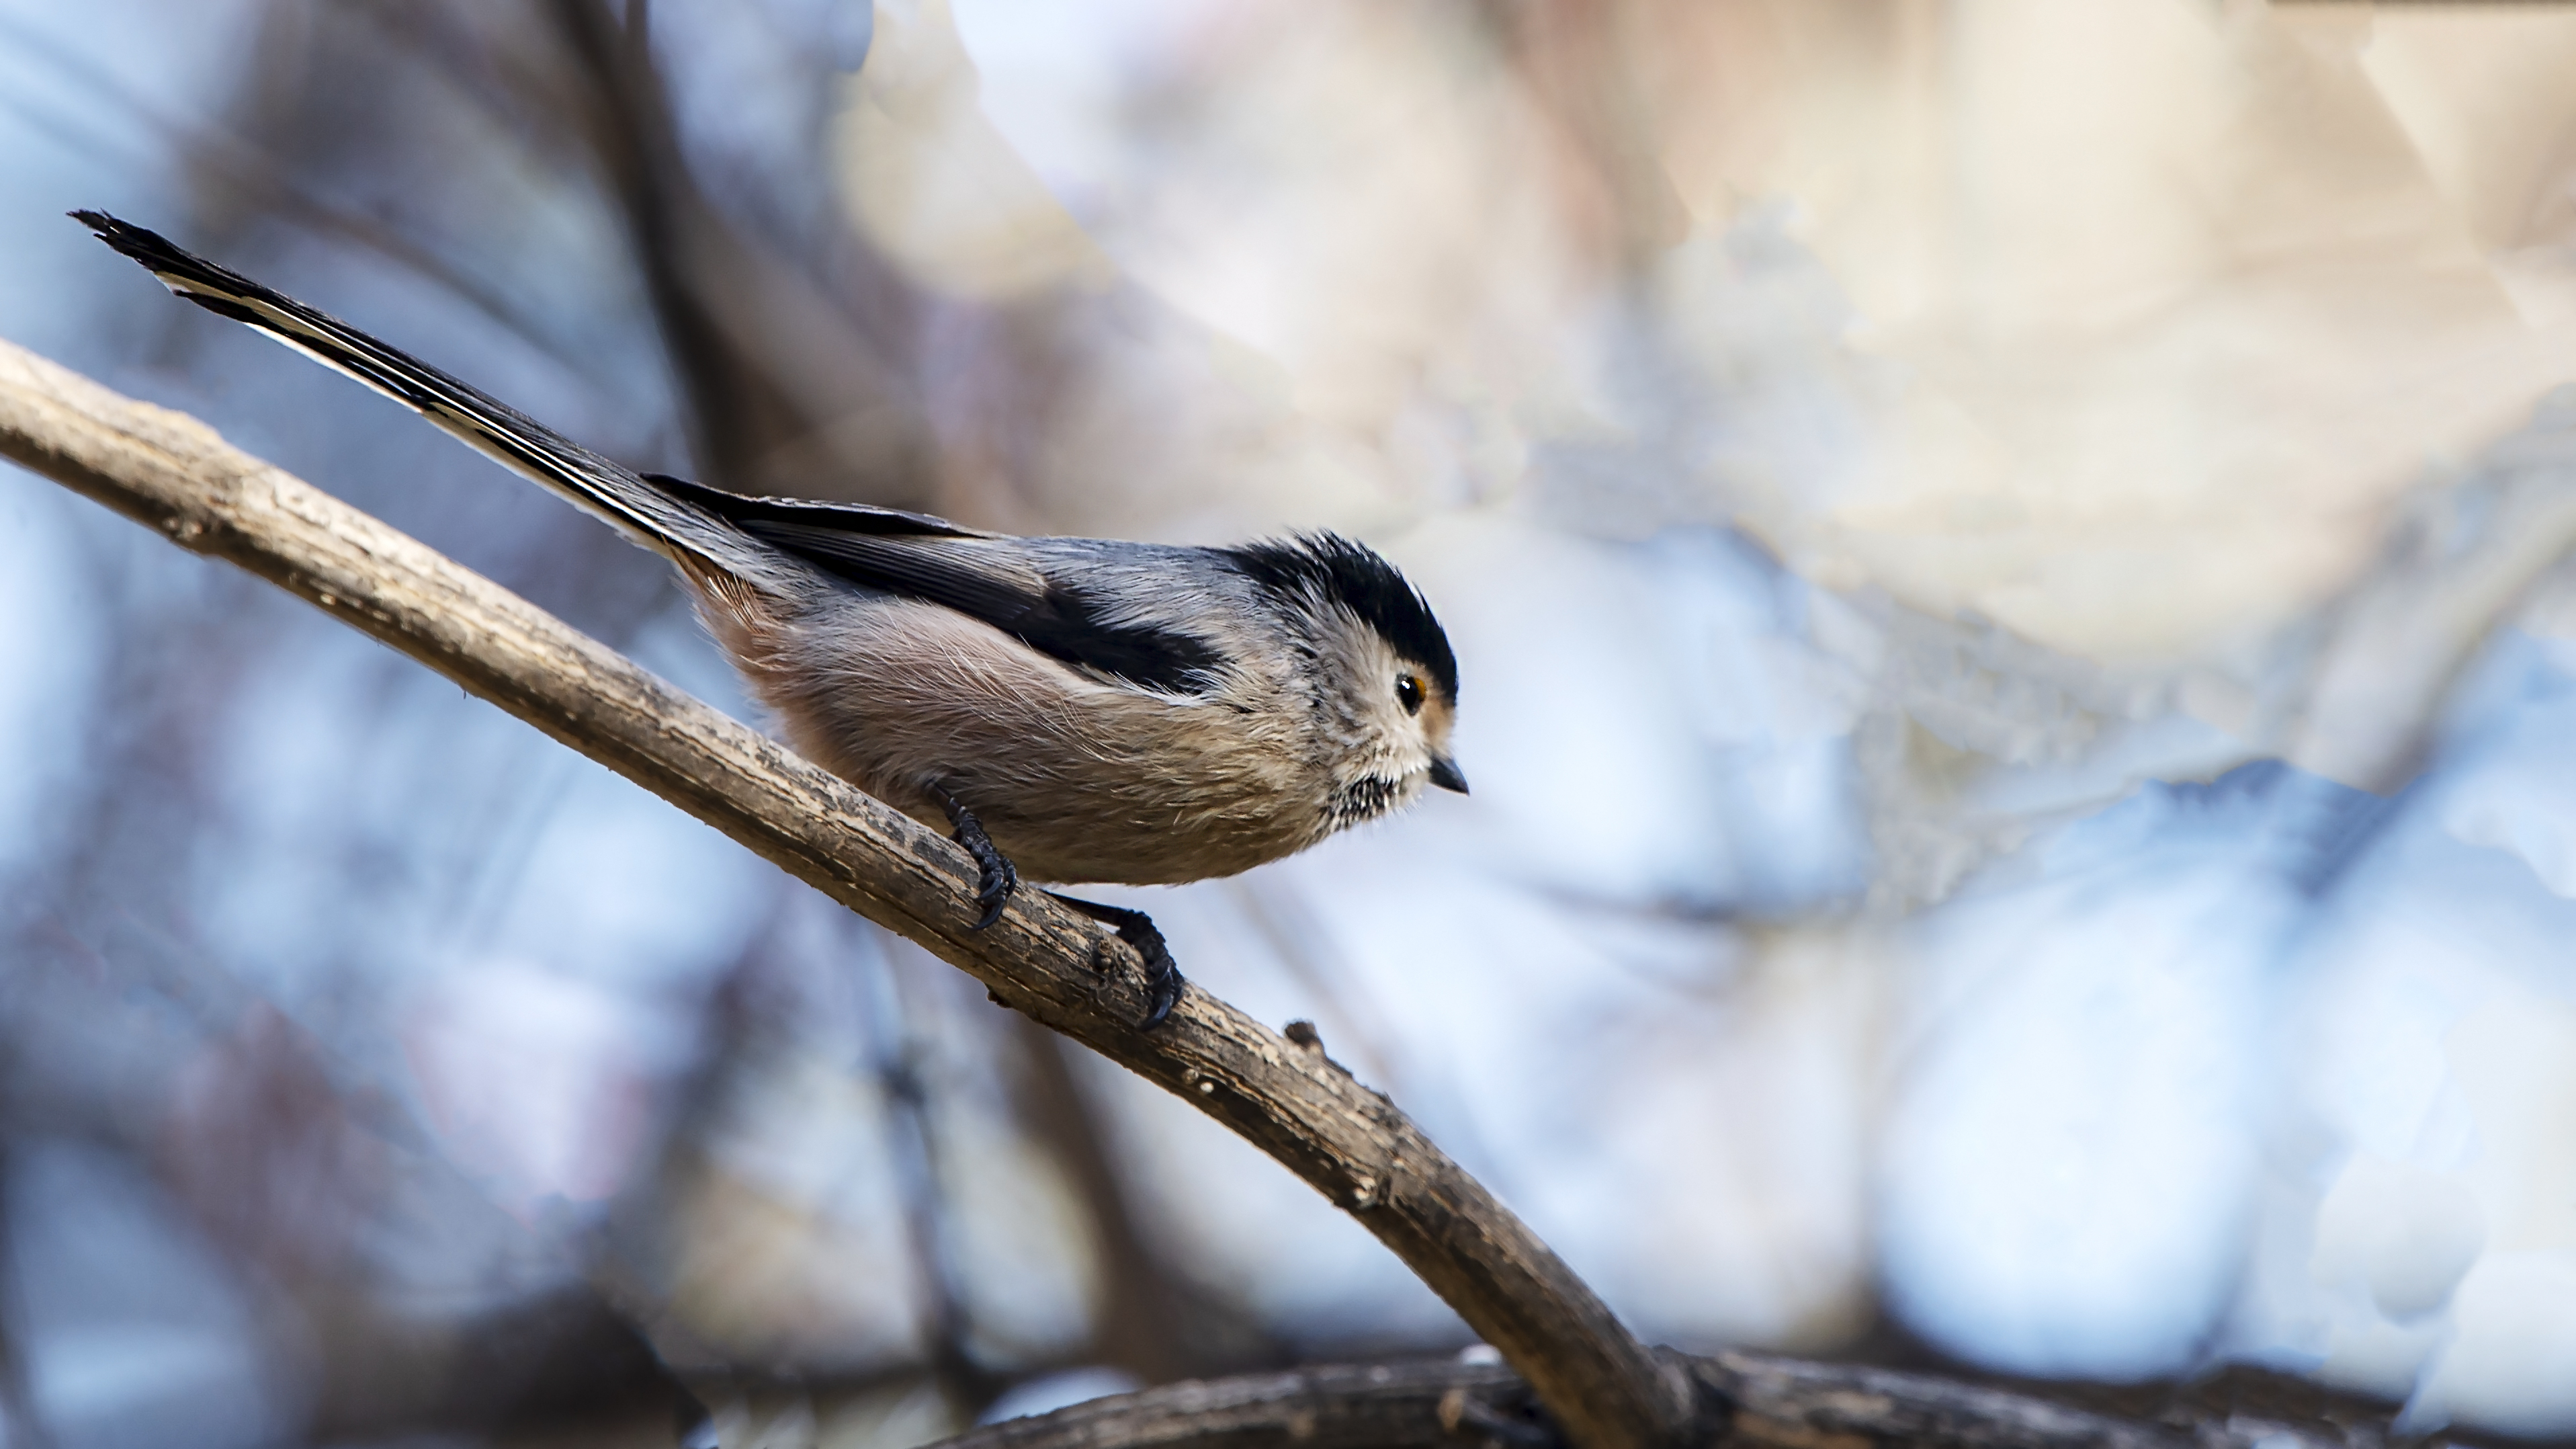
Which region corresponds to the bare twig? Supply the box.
[0,338,1699,1449]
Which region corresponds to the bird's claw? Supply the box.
[971,856,1018,932]
[1045,893,1185,1030]
[1133,925,1183,1029]
[930,781,1018,932]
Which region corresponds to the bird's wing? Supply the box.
[651,472,1049,618]
[659,477,1232,697]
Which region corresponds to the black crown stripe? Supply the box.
[1222,533,1457,702]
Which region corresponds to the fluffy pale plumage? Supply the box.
[702,534,1457,884]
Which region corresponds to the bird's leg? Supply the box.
[1045,893,1184,1030]
[927,782,1017,930]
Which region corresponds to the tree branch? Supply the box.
[0,337,1700,1449]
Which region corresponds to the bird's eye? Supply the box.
[1396,673,1425,715]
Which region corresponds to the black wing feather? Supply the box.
[645,472,988,540]
[740,521,1052,626]
[657,475,1228,696]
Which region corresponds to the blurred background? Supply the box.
[5,0,2576,1444]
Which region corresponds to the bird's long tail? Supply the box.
[72,210,770,581]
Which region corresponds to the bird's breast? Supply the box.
[740,589,1332,886]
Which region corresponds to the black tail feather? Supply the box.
[71,210,757,575]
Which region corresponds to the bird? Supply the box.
[75,210,1466,1028]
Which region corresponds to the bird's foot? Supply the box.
[928,783,1018,930]
[1047,893,1183,1030]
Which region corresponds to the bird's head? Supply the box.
[1226,534,1465,829]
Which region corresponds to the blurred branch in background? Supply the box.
[0,1143,50,1449]
[1004,1015,1256,1389]
[862,947,1007,1420]
[1478,0,1689,276]
[9,882,695,1443]
[906,1348,2458,1449]
[531,0,939,503]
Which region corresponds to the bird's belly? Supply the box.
[748,591,1324,886]
[982,798,1313,886]
[892,731,1323,886]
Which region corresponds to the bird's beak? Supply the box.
[1428,755,1470,794]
